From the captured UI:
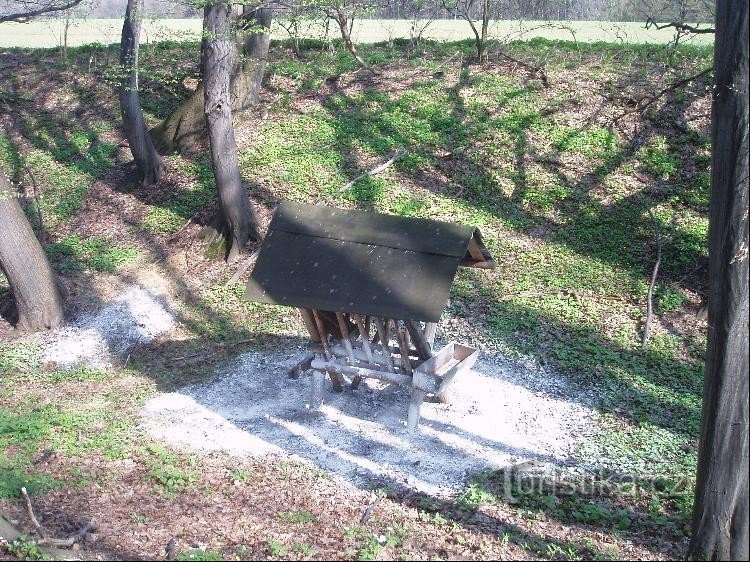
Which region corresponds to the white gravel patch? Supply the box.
[141,348,598,496]
[42,286,175,369]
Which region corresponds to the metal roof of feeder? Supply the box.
[245,201,495,322]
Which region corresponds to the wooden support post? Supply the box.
[311,309,331,359]
[391,320,413,375]
[311,309,343,392]
[311,366,325,410]
[287,353,314,379]
[353,315,375,363]
[424,323,437,346]
[406,321,433,360]
[351,314,374,390]
[335,312,357,363]
[424,322,437,346]
[407,388,426,431]
[373,317,395,373]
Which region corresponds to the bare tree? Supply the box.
[408,0,435,51]
[119,0,163,186]
[687,0,749,559]
[0,165,64,331]
[203,0,261,261]
[441,0,490,62]
[322,0,377,72]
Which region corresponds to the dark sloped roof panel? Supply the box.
[245,201,493,322]
[246,230,459,322]
[271,201,475,258]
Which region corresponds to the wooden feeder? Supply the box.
[245,201,495,429]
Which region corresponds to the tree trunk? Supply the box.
[62,16,70,63]
[230,6,273,112]
[149,82,206,154]
[480,0,489,63]
[151,9,272,154]
[332,10,375,73]
[687,1,749,560]
[0,167,64,332]
[203,1,261,262]
[119,0,163,185]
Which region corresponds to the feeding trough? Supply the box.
[245,201,494,429]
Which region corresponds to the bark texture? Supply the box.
[230,6,273,111]
[119,0,163,185]
[687,1,749,560]
[203,1,261,261]
[150,82,205,154]
[151,8,272,154]
[0,167,64,331]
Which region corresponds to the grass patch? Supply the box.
[142,156,216,234]
[143,443,199,495]
[277,510,316,524]
[46,234,139,272]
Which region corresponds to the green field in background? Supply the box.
[0,18,713,48]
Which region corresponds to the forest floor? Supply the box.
[0,36,711,560]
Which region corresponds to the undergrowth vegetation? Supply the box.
[0,34,713,560]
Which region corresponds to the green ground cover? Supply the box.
[0,34,712,559]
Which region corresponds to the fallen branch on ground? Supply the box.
[225,248,260,287]
[613,67,712,123]
[20,487,97,548]
[360,493,382,525]
[642,209,663,349]
[496,50,549,87]
[339,150,408,191]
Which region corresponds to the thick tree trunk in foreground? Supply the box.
[119,0,163,185]
[203,1,261,261]
[0,168,64,331]
[687,1,749,560]
[230,6,273,112]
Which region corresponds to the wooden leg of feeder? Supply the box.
[311,310,331,359]
[328,368,344,392]
[311,369,325,410]
[406,321,433,360]
[407,388,426,430]
[352,314,375,390]
[391,320,413,375]
[373,317,395,373]
[288,353,314,379]
[353,315,375,363]
[335,313,357,361]
[424,322,437,346]
[311,310,344,391]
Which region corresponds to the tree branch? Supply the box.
[0,0,85,23]
[339,149,407,191]
[613,67,712,123]
[642,210,663,349]
[645,17,715,35]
